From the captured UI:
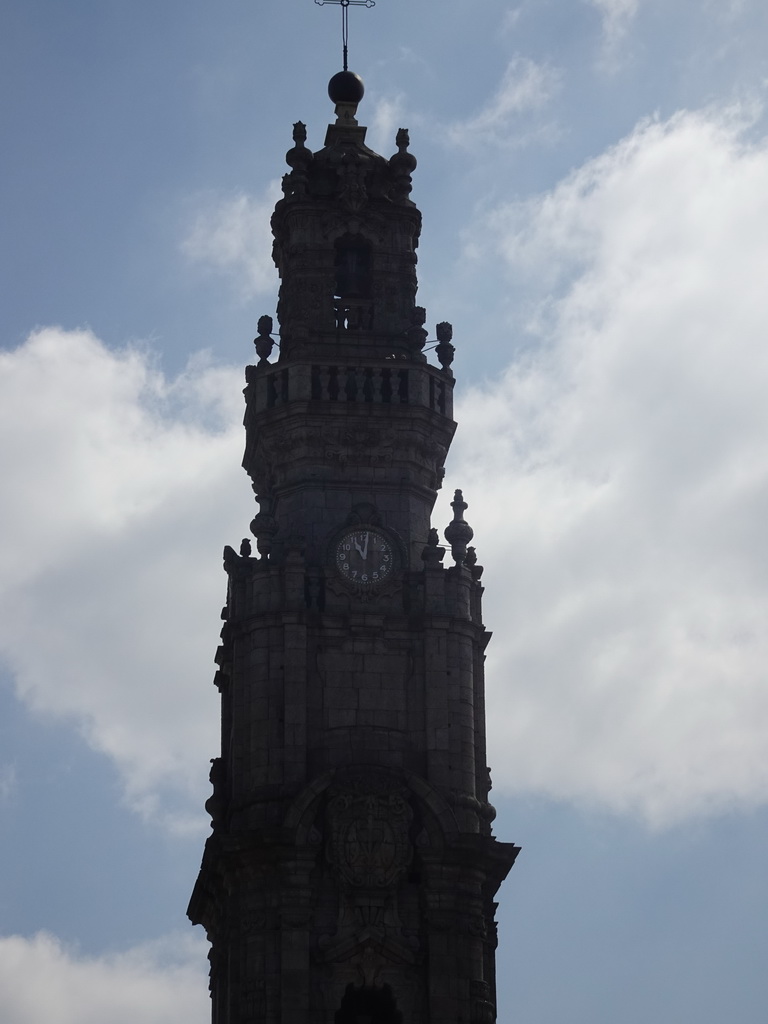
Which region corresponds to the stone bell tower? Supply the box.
[188,69,519,1024]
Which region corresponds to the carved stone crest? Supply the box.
[327,771,413,889]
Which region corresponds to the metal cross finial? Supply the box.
[315,0,375,72]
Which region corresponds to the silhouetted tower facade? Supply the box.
[188,70,519,1024]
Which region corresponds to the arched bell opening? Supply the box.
[334,982,403,1024]
[334,235,372,298]
[334,235,374,331]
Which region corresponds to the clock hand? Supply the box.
[353,537,365,557]
[360,531,369,560]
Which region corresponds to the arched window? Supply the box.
[335,983,402,1024]
[335,236,372,298]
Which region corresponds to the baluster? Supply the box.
[345,366,357,401]
[363,368,374,403]
[398,368,409,404]
[371,367,383,403]
[320,365,332,400]
[328,365,339,400]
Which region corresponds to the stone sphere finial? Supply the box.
[328,70,365,105]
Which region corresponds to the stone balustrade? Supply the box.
[246,361,453,418]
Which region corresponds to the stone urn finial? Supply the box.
[254,316,275,365]
[250,494,278,560]
[421,526,446,568]
[444,489,474,565]
[435,321,455,373]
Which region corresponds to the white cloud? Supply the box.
[589,0,640,55]
[0,328,249,829]
[367,94,407,156]
[5,106,768,831]
[448,105,768,824]
[0,764,16,804]
[182,183,281,300]
[0,932,208,1024]
[501,7,524,35]
[446,56,560,148]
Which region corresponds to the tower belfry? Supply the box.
[188,68,519,1024]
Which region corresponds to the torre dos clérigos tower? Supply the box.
[188,66,519,1024]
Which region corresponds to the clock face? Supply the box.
[335,528,394,587]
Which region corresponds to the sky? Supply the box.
[1,0,768,1020]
